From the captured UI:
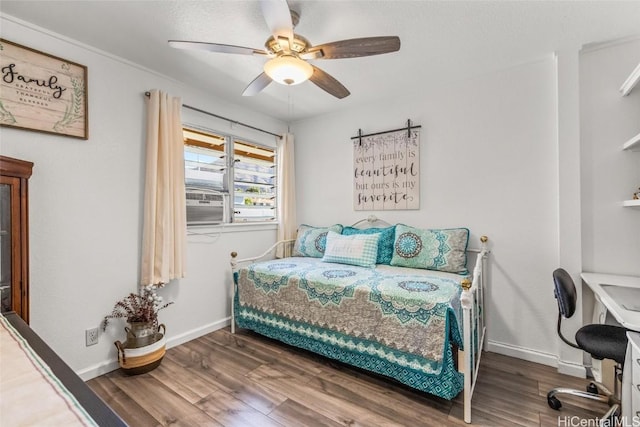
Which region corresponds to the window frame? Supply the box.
[231,138,277,223]
[183,126,277,226]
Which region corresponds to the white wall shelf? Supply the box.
[620,62,640,96]
[623,132,640,151]
[623,199,640,207]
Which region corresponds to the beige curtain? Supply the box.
[140,90,186,285]
[276,133,296,257]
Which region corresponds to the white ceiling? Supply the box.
[2,1,640,122]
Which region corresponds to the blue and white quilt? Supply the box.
[235,257,466,399]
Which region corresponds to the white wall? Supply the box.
[0,15,284,379]
[580,38,640,277]
[291,57,561,363]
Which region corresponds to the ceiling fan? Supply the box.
[168,0,400,99]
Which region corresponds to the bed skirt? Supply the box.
[234,294,464,400]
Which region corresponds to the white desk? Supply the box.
[581,272,640,330]
[581,272,640,425]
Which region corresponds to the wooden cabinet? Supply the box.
[0,156,33,323]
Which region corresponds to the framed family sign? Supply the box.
[0,39,88,139]
[352,120,421,211]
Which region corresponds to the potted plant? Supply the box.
[103,284,172,335]
[102,284,173,375]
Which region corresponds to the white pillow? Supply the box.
[322,231,380,268]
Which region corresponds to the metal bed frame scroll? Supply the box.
[230,224,490,424]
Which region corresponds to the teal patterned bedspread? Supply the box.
[235,257,465,399]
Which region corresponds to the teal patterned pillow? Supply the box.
[342,226,396,265]
[322,231,380,268]
[293,224,343,258]
[390,224,470,274]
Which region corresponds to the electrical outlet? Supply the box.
[85,327,99,346]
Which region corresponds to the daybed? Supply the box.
[230,217,489,424]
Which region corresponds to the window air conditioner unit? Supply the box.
[186,187,227,225]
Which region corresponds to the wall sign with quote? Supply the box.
[0,39,88,139]
[352,120,420,211]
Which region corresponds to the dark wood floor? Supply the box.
[88,327,609,426]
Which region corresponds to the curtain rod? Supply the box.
[144,92,282,139]
[350,119,421,142]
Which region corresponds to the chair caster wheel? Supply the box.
[547,395,562,410]
[586,382,598,394]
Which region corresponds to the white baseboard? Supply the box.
[486,339,585,378]
[165,317,231,349]
[77,317,231,381]
[556,359,588,378]
[486,340,556,367]
[77,360,120,381]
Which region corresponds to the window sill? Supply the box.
[187,221,278,236]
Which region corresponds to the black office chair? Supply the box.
[547,268,628,419]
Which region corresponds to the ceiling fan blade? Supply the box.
[260,0,293,41]
[309,65,350,99]
[242,72,273,96]
[169,40,267,56]
[301,36,401,60]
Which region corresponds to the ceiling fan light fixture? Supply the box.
[264,55,313,86]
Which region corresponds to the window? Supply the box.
[183,127,276,224]
[184,129,226,191]
[233,139,276,222]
